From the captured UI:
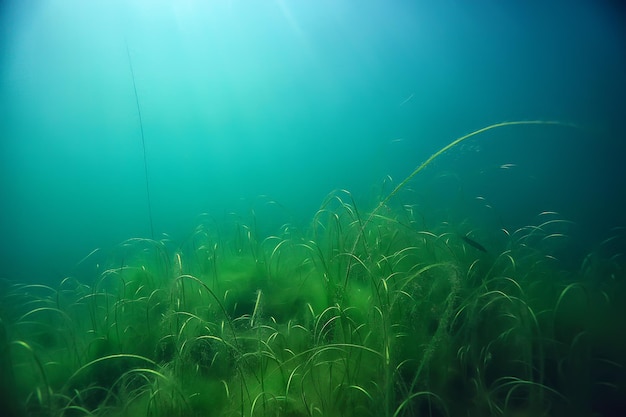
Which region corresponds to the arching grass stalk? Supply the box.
[11,340,52,412]
[63,353,158,390]
[376,121,572,215]
[18,305,82,367]
[344,121,575,290]
[173,275,240,350]
[393,391,449,417]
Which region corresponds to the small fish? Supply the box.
[399,93,415,106]
[461,234,488,253]
[499,163,517,169]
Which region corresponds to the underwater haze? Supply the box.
[1,0,624,283]
[1,1,626,417]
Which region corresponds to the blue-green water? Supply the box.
[1,2,626,416]
[1,0,624,283]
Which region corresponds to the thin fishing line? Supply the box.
[125,40,155,239]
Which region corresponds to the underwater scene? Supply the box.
[1,1,625,416]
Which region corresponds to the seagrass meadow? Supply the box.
[1,123,625,417]
[2,2,626,416]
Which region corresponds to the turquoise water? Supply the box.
[1,0,624,283]
[1,1,625,416]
